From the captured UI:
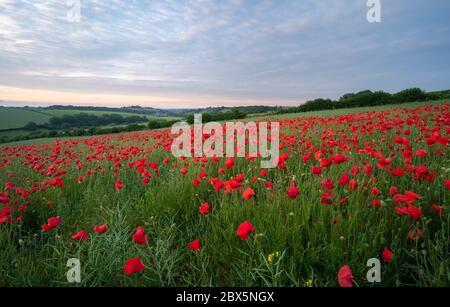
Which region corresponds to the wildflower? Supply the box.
[72,230,89,241]
[199,203,209,214]
[115,180,123,191]
[267,251,280,265]
[124,257,145,275]
[381,247,393,263]
[286,186,300,200]
[41,216,62,231]
[237,221,254,240]
[188,239,201,252]
[338,265,353,287]
[132,226,148,245]
[93,224,107,234]
[243,188,255,200]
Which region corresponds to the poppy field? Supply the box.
[0,102,449,287]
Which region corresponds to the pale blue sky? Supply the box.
[0,0,449,107]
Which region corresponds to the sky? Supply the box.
[0,0,449,108]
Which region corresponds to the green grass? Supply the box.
[0,107,181,132]
[0,107,52,129]
[2,100,445,147]
[0,101,448,287]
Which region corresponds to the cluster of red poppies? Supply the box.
[0,103,449,286]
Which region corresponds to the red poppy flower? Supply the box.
[415,149,427,157]
[243,188,255,200]
[188,239,201,252]
[225,157,235,169]
[286,186,300,200]
[320,178,334,190]
[0,206,12,218]
[199,203,209,214]
[124,257,145,275]
[371,187,380,196]
[237,221,254,240]
[381,247,393,263]
[338,265,353,287]
[265,181,274,189]
[41,216,62,231]
[72,230,89,241]
[445,179,450,190]
[192,177,200,187]
[0,192,9,204]
[94,224,107,233]
[372,199,381,207]
[338,173,349,186]
[350,166,360,175]
[321,192,333,204]
[198,171,208,180]
[235,173,245,182]
[389,186,398,195]
[115,180,123,191]
[349,179,358,191]
[333,154,348,164]
[396,205,422,220]
[0,215,13,225]
[132,226,149,245]
[311,165,322,176]
[320,158,332,168]
[214,179,225,190]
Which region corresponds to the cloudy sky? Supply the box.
[0,0,449,108]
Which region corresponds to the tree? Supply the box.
[393,88,426,103]
[148,120,161,129]
[23,122,39,131]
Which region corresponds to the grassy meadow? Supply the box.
[0,101,449,287]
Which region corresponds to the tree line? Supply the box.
[278,88,448,114]
[24,113,148,130]
[186,109,247,124]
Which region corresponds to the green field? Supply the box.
[2,100,446,146]
[0,101,448,287]
[41,109,180,121]
[0,107,180,131]
[0,107,52,129]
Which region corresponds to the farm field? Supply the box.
[248,100,446,121]
[0,107,180,131]
[0,102,449,287]
[0,107,51,129]
[41,109,180,121]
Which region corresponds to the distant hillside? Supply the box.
[0,107,52,129]
[42,105,177,117]
[37,104,281,117]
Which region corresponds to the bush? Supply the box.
[186,109,247,124]
[46,113,147,129]
[148,121,161,129]
[298,98,336,112]
[23,122,39,131]
[393,88,426,103]
[338,90,393,108]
